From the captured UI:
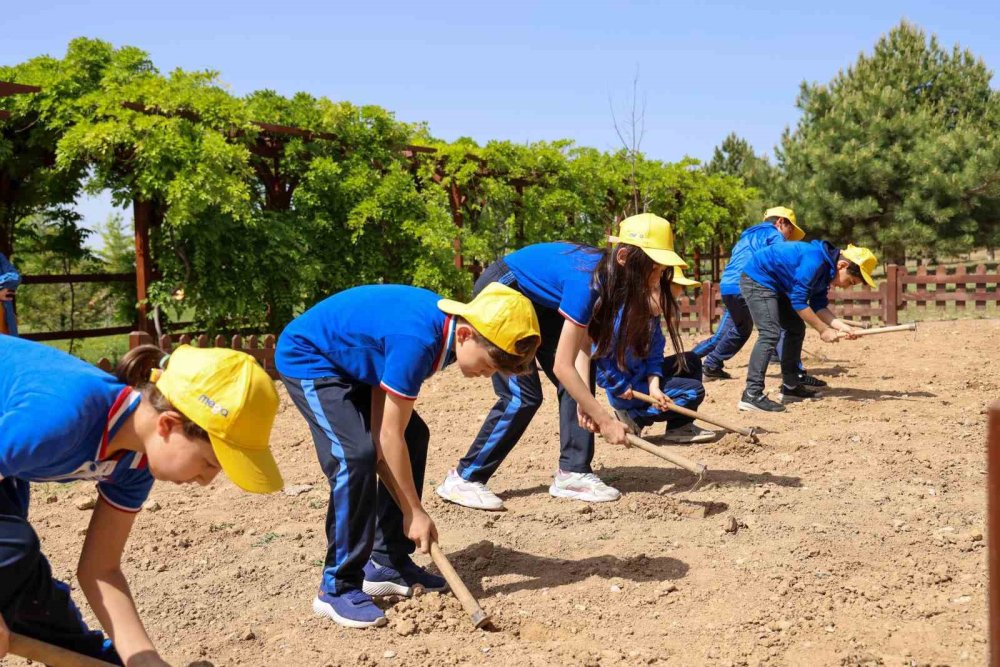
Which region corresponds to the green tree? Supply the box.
[776,20,1000,264]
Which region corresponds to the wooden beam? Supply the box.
[21,325,135,342]
[21,272,134,285]
[133,199,156,335]
[0,82,41,97]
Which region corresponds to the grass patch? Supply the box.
[43,335,131,365]
[253,532,281,547]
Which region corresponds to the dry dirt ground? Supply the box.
[11,319,999,667]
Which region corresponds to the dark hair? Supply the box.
[115,345,209,441]
[845,260,864,280]
[459,321,540,375]
[588,244,686,372]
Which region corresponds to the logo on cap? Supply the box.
[198,394,230,418]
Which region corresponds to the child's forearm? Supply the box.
[377,431,423,516]
[78,568,161,666]
[797,306,830,333]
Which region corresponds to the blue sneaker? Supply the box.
[312,588,386,628]
[362,556,448,597]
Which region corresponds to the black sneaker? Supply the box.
[796,372,827,388]
[778,383,820,403]
[737,390,786,413]
[703,365,732,380]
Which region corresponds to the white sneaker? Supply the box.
[435,469,505,510]
[548,470,621,503]
[613,409,643,436]
[663,423,716,444]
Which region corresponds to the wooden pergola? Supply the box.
[5,85,545,339]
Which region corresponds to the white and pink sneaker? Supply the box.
[435,469,505,510]
[548,469,621,503]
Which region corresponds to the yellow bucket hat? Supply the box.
[763,206,806,241]
[841,244,878,288]
[671,267,699,287]
[438,282,540,354]
[609,213,687,267]
[154,345,283,494]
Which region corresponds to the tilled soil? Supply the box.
[13,319,997,666]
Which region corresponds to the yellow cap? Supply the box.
[763,206,806,241]
[671,267,699,287]
[438,282,540,354]
[154,345,283,494]
[608,213,687,267]
[841,244,878,288]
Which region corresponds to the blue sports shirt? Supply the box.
[503,242,600,327]
[0,337,153,512]
[742,240,840,312]
[275,285,457,400]
[719,222,784,297]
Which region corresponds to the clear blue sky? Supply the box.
[3,0,998,237]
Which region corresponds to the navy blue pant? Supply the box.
[630,352,706,430]
[0,478,121,664]
[695,294,754,370]
[281,374,430,595]
[456,261,595,484]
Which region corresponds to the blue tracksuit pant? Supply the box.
[456,260,595,484]
[281,374,430,595]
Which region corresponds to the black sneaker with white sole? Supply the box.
[778,383,820,402]
[703,365,732,380]
[796,372,828,388]
[737,390,785,413]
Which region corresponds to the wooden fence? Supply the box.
[87,263,999,374]
[95,330,279,379]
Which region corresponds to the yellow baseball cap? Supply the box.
[841,244,878,288]
[763,206,806,241]
[608,213,687,267]
[154,345,283,494]
[671,267,699,287]
[438,282,540,354]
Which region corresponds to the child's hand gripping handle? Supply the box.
[375,459,491,629]
[631,390,759,443]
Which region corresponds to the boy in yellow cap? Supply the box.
[693,206,814,383]
[275,283,540,629]
[0,336,282,665]
[737,241,875,412]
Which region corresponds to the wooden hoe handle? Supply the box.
[841,322,916,337]
[374,460,491,629]
[9,632,117,667]
[630,390,757,440]
[625,434,707,476]
[429,543,491,628]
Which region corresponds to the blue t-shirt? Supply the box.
[275,285,457,400]
[595,309,666,411]
[742,240,839,311]
[0,337,153,512]
[720,222,784,296]
[504,242,600,327]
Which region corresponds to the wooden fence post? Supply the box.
[989,401,1000,667]
[885,264,899,326]
[700,280,713,333]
